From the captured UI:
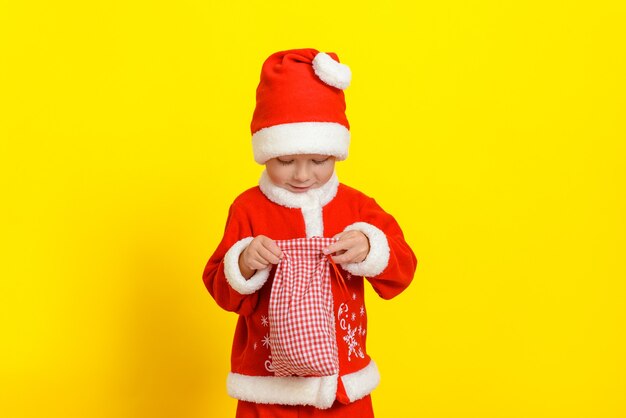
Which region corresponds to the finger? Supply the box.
[248,258,269,270]
[323,232,345,253]
[242,249,263,269]
[325,249,346,258]
[253,249,276,267]
[257,245,281,265]
[323,238,350,255]
[262,239,284,259]
[332,232,346,241]
[324,234,361,255]
[245,246,270,266]
[333,248,367,263]
[332,246,368,264]
[331,249,356,264]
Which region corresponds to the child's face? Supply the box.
[265,154,336,193]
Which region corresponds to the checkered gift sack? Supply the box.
[269,237,348,377]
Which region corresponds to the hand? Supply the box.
[323,230,370,264]
[239,235,283,279]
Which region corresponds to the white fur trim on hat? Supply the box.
[252,122,350,164]
[312,52,352,90]
[340,222,390,277]
[223,237,272,295]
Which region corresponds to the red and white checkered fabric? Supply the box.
[269,237,339,377]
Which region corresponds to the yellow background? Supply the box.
[1,1,625,417]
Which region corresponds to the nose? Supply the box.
[293,163,310,183]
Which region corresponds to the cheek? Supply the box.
[315,163,335,181]
[266,165,290,183]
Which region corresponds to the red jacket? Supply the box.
[202,171,417,409]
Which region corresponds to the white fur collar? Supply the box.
[258,170,339,237]
[258,170,339,209]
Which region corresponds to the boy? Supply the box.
[203,48,417,418]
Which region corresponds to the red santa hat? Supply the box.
[250,48,352,164]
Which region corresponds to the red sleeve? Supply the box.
[202,203,266,315]
[342,196,417,299]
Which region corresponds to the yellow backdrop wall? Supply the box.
[1,1,625,417]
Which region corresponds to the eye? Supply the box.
[277,158,294,165]
[312,157,330,165]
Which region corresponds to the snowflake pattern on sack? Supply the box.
[337,301,366,362]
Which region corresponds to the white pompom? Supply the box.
[312,52,351,90]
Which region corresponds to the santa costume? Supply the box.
[202,48,417,417]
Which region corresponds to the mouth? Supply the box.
[289,184,314,192]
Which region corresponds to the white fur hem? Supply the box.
[227,373,338,409]
[252,122,350,164]
[223,237,272,295]
[226,360,380,408]
[341,222,390,277]
[341,360,381,403]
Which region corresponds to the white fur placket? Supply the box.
[258,170,339,238]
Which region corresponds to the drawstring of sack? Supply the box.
[326,254,350,301]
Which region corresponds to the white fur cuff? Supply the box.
[340,222,390,277]
[223,237,272,295]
